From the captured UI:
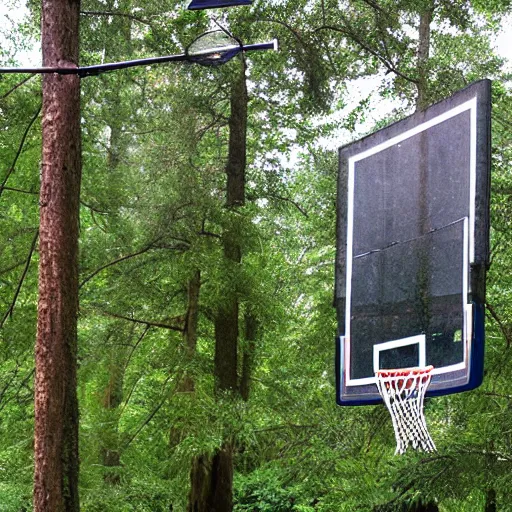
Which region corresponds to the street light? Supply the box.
[188,0,252,10]
[0,30,277,76]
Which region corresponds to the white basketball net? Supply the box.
[375,366,436,455]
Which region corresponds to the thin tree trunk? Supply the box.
[99,107,127,485]
[34,0,81,510]
[213,57,248,395]
[213,56,248,395]
[225,60,248,208]
[214,247,241,395]
[188,56,248,512]
[416,6,433,112]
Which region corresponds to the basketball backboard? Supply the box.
[335,80,491,405]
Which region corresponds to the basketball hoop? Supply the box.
[375,366,436,455]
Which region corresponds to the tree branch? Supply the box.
[0,229,39,328]
[314,24,418,84]
[96,310,184,332]
[0,363,20,407]
[198,229,221,239]
[0,260,25,276]
[80,10,152,25]
[0,186,38,195]
[250,17,306,47]
[486,302,511,348]
[359,0,390,16]
[114,326,151,418]
[0,367,35,412]
[266,193,309,218]
[119,373,143,419]
[123,325,150,374]
[0,104,42,200]
[80,199,109,214]
[0,75,36,100]
[121,373,177,450]
[79,239,162,289]
[483,392,512,400]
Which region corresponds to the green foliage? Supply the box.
[1,0,512,510]
[235,467,316,512]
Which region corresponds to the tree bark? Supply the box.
[188,453,214,512]
[34,1,81,511]
[225,59,248,208]
[214,249,241,395]
[187,442,234,512]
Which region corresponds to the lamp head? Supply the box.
[187,0,252,10]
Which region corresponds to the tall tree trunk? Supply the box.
[214,236,241,395]
[213,57,248,396]
[188,442,234,512]
[188,57,248,512]
[485,488,497,512]
[225,62,247,208]
[416,6,433,111]
[34,1,81,511]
